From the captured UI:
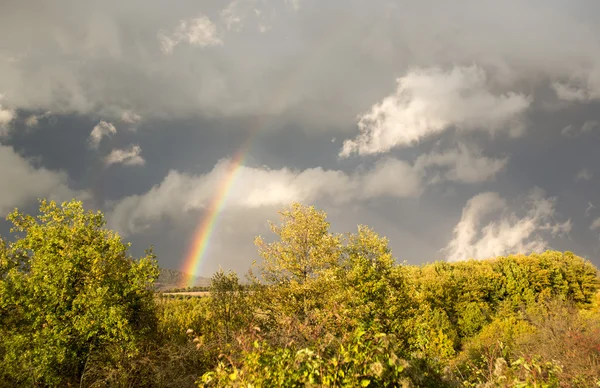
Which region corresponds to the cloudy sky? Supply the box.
[2,0,600,276]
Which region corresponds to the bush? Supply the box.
[199,328,418,387]
[0,200,158,386]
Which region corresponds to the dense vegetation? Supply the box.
[155,268,211,291]
[1,200,599,387]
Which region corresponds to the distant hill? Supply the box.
[155,267,211,290]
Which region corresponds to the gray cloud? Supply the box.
[575,168,594,182]
[552,82,590,102]
[586,202,596,218]
[582,120,600,133]
[158,14,223,54]
[414,142,508,184]
[2,0,600,275]
[220,0,278,33]
[121,110,142,125]
[561,125,576,137]
[561,120,599,137]
[0,144,89,215]
[24,115,40,128]
[1,0,600,126]
[0,96,15,137]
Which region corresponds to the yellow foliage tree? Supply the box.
[253,203,342,333]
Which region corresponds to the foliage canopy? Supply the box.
[1,200,599,387]
[0,200,159,386]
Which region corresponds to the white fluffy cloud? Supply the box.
[158,14,222,54]
[591,217,600,231]
[108,158,423,235]
[340,66,531,157]
[104,144,145,167]
[443,189,571,262]
[0,144,88,215]
[88,120,117,149]
[108,139,511,236]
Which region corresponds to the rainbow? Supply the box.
[180,130,256,287]
[180,13,356,287]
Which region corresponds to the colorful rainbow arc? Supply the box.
[181,130,256,287]
[180,15,355,287]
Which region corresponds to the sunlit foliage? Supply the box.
[1,200,599,387]
[0,200,158,386]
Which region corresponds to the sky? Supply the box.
[2,0,600,277]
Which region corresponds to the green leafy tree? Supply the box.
[253,203,342,325]
[0,199,159,387]
[208,269,249,345]
[254,203,341,285]
[338,225,411,334]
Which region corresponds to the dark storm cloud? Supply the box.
[2,0,598,124]
[2,0,600,274]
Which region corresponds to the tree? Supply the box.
[208,269,248,345]
[0,199,159,386]
[254,203,341,285]
[253,203,342,325]
[339,225,411,333]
